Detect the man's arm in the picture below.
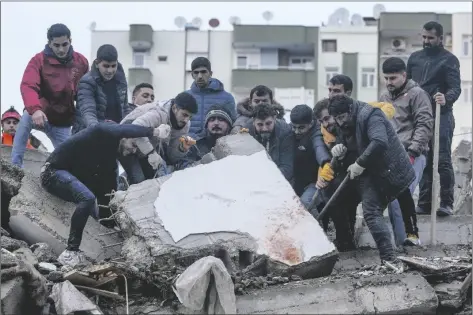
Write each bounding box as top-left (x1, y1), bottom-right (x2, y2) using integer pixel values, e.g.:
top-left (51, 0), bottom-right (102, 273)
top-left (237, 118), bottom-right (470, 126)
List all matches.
top-left (356, 111), bottom-right (389, 168)
top-left (76, 76), bottom-right (99, 127)
top-left (100, 123), bottom-right (153, 140)
top-left (444, 55), bottom-right (462, 106)
top-left (311, 123), bottom-right (331, 166)
top-left (20, 55), bottom-right (43, 115)
top-left (408, 89), bottom-right (434, 156)
top-left (132, 108), bottom-right (166, 155)
top-left (278, 132), bottom-right (295, 181)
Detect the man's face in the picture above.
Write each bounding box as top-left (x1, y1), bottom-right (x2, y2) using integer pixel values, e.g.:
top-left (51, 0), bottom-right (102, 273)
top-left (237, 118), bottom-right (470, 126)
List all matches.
top-left (2, 118), bottom-right (18, 135)
top-left (317, 109), bottom-right (337, 134)
top-left (48, 36), bottom-right (71, 59)
top-left (97, 60), bottom-right (118, 81)
top-left (192, 66), bottom-right (211, 88)
top-left (251, 93), bottom-right (271, 107)
top-left (333, 111), bottom-right (353, 135)
top-left (119, 139), bottom-right (137, 156)
top-left (422, 28), bottom-right (442, 49)
top-left (172, 104), bottom-right (192, 128)
top-left (292, 122), bottom-right (313, 139)
top-left (328, 83), bottom-right (351, 99)
top-left (384, 72), bottom-right (406, 92)
top-left (133, 87), bottom-right (155, 106)
top-left (254, 116), bottom-right (275, 141)
top-left (207, 117), bottom-right (230, 137)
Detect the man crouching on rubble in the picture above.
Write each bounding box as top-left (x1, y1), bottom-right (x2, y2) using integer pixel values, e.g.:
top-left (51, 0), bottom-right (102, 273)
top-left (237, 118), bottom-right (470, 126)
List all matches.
top-left (328, 94), bottom-right (415, 271)
top-left (175, 104), bottom-right (234, 170)
top-left (40, 122), bottom-right (165, 267)
top-left (119, 92), bottom-right (198, 184)
top-left (246, 103), bottom-right (294, 181)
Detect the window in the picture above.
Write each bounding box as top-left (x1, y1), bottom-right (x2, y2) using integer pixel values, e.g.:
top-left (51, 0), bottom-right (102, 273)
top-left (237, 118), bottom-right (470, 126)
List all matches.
top-left (325, 67), bottom-right (339, 86)
top-left (186, 53), bottom-right (209, 71)
top-left (237, 56), bottom-right (248, 69)
top-left (158, 56), bottom-right (168, 62)
top-left (322, 40), bottom-right (337, 52)
top-left (361, 67), bottom-right (376, 88)
top-left (462, 35), bottom-right (472, 57)
top-left (289, 57), bottom-right (314, 69)
top-left (132, 52), bottom-right (145, 67)
top-left (462, 81), bottom-right (472, 103)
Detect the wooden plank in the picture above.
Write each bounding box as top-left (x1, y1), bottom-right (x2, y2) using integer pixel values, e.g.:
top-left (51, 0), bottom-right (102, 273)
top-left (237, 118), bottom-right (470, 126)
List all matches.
top-left (430, 101), bottom-right (441, 245)
top-left (94, 275), bottom-right (118, 288)
top-left (64, 270), bottom-right (99, 287)
top-left (74, 285), bottom-right (124, 301)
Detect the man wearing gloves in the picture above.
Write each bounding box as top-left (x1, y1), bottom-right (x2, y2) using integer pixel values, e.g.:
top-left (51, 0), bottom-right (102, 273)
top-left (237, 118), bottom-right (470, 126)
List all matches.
top-left (328, 94), bottom-right (415, 272)
top-left (40, 122), bottom-right (166, 267)
top-left (119, 92), bottom-right (198, 184)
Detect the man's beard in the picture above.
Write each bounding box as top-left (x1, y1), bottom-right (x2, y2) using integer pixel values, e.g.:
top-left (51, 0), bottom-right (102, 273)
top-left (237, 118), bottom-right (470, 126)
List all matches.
top-left (209, 127), bottom-right (225, 138)
top-left (259, 132), bottom-right (271, 143)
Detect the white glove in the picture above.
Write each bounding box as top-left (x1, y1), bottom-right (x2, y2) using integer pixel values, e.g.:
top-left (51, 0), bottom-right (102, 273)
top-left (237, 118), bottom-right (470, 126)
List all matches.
top-left (153, 124), bottom-right (171, 140)
top-left (347, 162), bottom-right (365, 179)
top-left (331, 144), bottom-right (347, 160)
top-left (147, 151), bottom-right (164, 170)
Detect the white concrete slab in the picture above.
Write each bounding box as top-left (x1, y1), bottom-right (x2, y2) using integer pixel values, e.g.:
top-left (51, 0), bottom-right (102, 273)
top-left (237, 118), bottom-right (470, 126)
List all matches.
top-left (154, 150), bottom-right (335, 266)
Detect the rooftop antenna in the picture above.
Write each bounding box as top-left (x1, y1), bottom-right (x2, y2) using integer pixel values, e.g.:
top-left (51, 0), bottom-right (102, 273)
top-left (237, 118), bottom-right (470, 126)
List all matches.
top-left (373, 4), bottom-right (386, 20)
top-left (174, 16), bottom-right (187, 29)
top-left (192, 17), bottom-right (202, 29)
top-left (229, 16), bottom-right (241, 26)
top-left (88, 21), bottom-right (96, 32)
top-left (351, 14), bottom-right (364, 26)
top-left (262, 11), bottom-right (273, 24)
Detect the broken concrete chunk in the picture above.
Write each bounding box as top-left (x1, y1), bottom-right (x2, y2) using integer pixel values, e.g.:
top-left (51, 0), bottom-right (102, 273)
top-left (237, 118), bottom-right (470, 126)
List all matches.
top-left (435, 281), bottom-right (465, 309)
top-left (1, 235), bottom-right (28, 252)
top-left (47, 271), bottom-right (64, 282)
top-left (1, 277), bottom-right (26, 315)
top-left (50, 280), bottom-right (103, 314)
top-left (31, 242), bottom-right (57, 263)
top-left (13, 247), bottom-right (38, 266)
top-left (38, 262), bottom-right (57, 273)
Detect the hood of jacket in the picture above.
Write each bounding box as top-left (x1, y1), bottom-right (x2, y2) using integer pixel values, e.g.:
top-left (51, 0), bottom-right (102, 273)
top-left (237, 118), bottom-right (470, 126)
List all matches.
top-left (237, 97), bottom-right (285, 119)
top-left (43, 44), bottom-right (74, 64)
top-left (190, 78), bottom-right (225, 93)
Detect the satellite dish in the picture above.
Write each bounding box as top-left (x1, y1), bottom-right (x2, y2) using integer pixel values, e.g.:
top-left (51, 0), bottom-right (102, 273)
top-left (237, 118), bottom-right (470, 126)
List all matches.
top-left (89, 21), bottom-right (97, 31)
top-left (262, 11), bottom-right (273, 23)
top-left (192, 17), bottom-right (202, 28)
top-left (174, 16), bottom-right (187, 29)
top-left (373, 4), bottom-right (386, 19)
top-left (351, 14), bottom-right (364, 26)
top-left (229, 16), bottom-right (241, 26)
top-left (209, 18), bottom-right (220, 28)
top-left (335, 7), bottom-right (350, 26)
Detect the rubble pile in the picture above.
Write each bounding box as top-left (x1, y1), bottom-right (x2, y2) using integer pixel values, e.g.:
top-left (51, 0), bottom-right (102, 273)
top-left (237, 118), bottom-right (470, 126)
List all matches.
top-left (453, 140), bottom-right (472, 215)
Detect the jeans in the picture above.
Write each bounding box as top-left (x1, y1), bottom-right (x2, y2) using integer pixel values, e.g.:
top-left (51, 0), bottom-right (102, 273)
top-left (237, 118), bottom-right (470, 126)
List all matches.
top-left (41, 167), bottom-right (98, 251)
top-left (300, 184), bottom-right (317, 210)
top-left (119, 154), bottom-right (169, 185)
top-left (388, 154), bottom-right (426, 245)
top-left (419, 111), bottom-right (455, 209)
top-left (11, 111), bottom-right (71, 167)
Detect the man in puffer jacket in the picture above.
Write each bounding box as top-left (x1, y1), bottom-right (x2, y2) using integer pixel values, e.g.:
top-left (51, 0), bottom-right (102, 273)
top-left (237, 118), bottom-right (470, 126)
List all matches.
top-left (231, 85), bottom-right (285, 134)
top-left (185, 57), bottom-right (236, 136)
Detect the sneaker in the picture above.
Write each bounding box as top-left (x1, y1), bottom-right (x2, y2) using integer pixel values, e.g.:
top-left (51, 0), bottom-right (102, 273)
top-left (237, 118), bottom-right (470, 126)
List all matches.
top-left (57, 250), bottom-right (87, 268)
top-left (118, 175), bottom-right (129, 191)
top-left (437, 206), bottom-right (453, 217)
top-left (404, 234), bottom-right (421, 246)
top-left (382, 259), bottom-right (405, 273)
top-left (415, 206), bottom-right (430, 215)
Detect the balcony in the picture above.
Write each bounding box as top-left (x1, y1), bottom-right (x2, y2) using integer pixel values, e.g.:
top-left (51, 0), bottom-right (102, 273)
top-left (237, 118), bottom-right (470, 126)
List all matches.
top-left (379, 12), bottom-right (452, 38)
top-left (232, 68), bottom-right (317, 92)
top-left (233, 25), bottom-right (318, 47)
top-left (128, 68), bottom-right (152, 87)
top-left (129, 24), bottom-right (153, 51)
top-left (234, 64), bottom-right (315, 71)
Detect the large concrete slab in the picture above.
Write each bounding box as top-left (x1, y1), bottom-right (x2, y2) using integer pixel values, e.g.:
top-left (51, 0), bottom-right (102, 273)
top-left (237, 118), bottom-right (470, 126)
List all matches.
top-left (357, 215), bottom-right (472, 248)
top-left (1, 144), bottom-right (49, 177)
top-left (234, 272), bottom-right (438, 314)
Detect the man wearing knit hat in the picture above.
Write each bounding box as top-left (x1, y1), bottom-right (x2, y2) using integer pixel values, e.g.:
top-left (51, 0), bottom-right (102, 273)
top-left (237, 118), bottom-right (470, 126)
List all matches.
top-left (175, 104), bottom-right (233, 170)
top-left (73, 44), bottom-right (131, 133)
top-left (186, 57), bottom-right (236, 136)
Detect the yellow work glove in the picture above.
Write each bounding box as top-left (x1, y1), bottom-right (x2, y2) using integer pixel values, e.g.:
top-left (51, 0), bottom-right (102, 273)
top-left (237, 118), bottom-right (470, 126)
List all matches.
top-left (239, 128), bottom-right (249, 134)
top-left (318, 163), bottom-right (334, 182)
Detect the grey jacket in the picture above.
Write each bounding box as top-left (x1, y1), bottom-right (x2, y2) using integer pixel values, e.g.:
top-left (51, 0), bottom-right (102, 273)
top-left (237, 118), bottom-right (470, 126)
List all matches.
top-left (120, 99), bottom-right (190, 164)
top-left (379, 79), bottom-right (434, 156)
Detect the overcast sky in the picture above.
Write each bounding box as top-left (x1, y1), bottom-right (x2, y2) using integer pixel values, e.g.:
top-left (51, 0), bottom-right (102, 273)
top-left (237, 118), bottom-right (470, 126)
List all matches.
top-left (1, 2), bottom-right (471, 149)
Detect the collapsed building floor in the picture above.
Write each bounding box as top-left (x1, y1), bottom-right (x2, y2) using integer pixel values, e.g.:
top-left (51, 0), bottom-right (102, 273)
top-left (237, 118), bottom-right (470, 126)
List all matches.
top-left (1, 137), bottom-right (472, 315)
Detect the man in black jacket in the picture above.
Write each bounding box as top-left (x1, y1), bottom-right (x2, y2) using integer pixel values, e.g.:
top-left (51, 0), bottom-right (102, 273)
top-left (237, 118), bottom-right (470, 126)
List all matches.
top-left (329, 95), bottom-right (415, 271)
top-left (40, 122), bottom-right (162, 267)
top-left (73, 44), bottom-right (131, 134)
top-left (407, 21), bottom-right (461, 216)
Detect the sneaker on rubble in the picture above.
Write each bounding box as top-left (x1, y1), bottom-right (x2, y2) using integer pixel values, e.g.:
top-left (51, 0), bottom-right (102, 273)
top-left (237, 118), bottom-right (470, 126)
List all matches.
top-left (382, 259), bottom-right (405, 273)
top-left (437, 205), bottom-right (453, 217)
top-left (58, 250), bottom-right (87, 268)
top-left (404, 234), bottom-right (421, 246)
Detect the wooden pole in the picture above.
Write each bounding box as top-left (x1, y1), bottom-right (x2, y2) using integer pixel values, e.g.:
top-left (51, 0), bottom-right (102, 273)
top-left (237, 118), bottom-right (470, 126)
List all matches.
top-left (430, 102), bottom-right (441, 245)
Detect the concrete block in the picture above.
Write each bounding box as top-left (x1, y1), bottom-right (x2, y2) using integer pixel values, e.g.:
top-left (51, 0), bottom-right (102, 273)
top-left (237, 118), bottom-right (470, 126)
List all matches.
top-left (357, 215), bottom-right (472, 248)
top-left (13, 247), bottom-right (38, 266)
top-left (235, 273), bottom-right (438, 314)
top-left (1, 278), bottom-right (26, 315)
top-left (1, 144), bottom-right (49, 177)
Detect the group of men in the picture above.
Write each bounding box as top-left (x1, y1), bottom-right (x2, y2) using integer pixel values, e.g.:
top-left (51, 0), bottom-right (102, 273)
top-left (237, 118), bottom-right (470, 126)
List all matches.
top-left (3, 20), bottom-right (461, 271)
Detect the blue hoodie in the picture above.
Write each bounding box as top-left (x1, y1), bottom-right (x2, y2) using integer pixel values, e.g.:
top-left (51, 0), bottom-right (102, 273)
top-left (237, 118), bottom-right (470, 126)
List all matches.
top-left (186, 78), bottom-right (236, 136)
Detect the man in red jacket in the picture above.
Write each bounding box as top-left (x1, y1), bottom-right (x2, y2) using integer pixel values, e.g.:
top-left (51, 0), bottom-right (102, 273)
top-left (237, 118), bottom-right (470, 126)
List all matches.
top-left (11, 23), bottom-right (89, 167)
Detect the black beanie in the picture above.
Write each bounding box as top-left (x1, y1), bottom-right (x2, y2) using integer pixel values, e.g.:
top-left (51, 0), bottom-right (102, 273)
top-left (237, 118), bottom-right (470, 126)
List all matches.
top-left (96, 44), bottom-right (118, 62)
top-left (191, 57), bottom-right (211, 71)
top-left (290, 104), bottom-right (313, 125)
top-left (174, 92), bottom-right (198, 114)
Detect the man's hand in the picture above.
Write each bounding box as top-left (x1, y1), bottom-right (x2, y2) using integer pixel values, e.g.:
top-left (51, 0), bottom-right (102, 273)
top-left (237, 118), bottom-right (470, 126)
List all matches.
top-left (319, 163), bottom-right (334, 182)
top-left (433, 92), bottom-right (446, 106)
top-left (347, 162), bottom-right (365, 179)
top-left (331, 144), bottom-right (347, 160)
top-left (316, 178), bottom-right (329, 189)
top-left (147, 151), bottom-right (163, 170)
top-left (153, 124), bottom-right (171, 140)
top-left (179, 136), bottom-right (196, 152)
top-left (32, 110), bottom-right (47, 128)
top-left (239, 128), bottom-right (249, 134)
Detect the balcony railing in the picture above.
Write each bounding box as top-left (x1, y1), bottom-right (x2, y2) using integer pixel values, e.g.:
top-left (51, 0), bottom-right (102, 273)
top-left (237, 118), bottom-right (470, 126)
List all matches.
top-left (234, 64), bottom-right (315, 71)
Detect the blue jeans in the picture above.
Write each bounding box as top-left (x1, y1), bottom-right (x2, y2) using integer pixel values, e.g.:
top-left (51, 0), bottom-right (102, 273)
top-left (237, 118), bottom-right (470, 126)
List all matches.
top-left (388, 154), bottom-right (426, 245)
top-left (40, 167), bottom-right (98, 251)
top-left (300, 183), bottom-right (317, 210)
top-left (11, 111), bottom-right (71, 167)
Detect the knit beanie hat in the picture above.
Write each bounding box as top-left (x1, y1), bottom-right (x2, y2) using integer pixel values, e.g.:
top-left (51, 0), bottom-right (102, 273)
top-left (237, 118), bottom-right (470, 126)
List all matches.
top-left (205, 104), bottom-right (233, 127)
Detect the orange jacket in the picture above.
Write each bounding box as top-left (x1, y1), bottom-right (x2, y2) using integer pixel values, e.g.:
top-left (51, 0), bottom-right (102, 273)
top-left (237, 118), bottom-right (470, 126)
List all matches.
top-left (2, 132), bottom-right (34, 149)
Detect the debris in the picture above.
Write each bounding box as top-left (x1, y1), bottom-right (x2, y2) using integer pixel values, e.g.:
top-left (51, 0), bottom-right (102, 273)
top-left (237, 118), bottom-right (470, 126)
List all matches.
top-left (64, 270), bottom-right (100, 286)
top-left (1, 235), bottom-right (28, 252)
top-left (398, 256), bottom-right (471, 274)
top-left (74, 284), bottom-right (125, 301)
top-left (30, 243), bottom-right (57, 263)
top-left (435, 281), bottom-right (465, 309)
top-left (38, 262), bottom-right (57, 273)
top-left (13, 247), bottom-right (38, 266)
top-left (47, 271), bottom-right (64, 282)
top-left (50, 280), bottom-right (103, 314)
